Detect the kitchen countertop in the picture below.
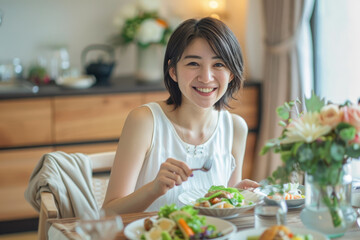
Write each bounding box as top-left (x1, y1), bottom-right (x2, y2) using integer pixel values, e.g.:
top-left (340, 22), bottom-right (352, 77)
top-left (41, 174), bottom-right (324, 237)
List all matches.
top-left (0, 75), bottom-right (260, 100)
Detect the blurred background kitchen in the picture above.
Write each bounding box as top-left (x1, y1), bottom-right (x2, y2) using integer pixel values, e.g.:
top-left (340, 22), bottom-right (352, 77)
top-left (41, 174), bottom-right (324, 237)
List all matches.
top-left (0, 0), bottom-right (263, 84)
top-left (1, 0), bottom-right (360, 239)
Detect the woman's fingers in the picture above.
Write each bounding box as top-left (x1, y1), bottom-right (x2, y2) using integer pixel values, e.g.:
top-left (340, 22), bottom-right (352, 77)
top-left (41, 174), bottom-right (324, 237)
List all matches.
top-left (162, 158), bottom-right (192, 181)
top-left (236, 179), bottom-right (260, 190)
top-left (154, 158), bottom-right (192, 195)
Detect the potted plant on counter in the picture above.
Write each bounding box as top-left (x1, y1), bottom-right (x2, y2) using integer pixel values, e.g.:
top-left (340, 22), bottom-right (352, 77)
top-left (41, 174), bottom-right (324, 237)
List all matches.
top-left (112, 0), bottom-right (173, 83)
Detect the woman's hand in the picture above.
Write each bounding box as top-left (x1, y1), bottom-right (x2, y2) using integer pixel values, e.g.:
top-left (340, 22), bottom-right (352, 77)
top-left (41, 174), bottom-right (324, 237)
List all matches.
top-left (234, 179), bottom-right (260, 191)
top-left (151, 158), bottom-right (193, 196)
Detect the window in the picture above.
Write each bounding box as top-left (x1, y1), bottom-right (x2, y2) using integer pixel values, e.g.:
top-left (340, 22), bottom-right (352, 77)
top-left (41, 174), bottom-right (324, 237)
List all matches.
top-left (313, 0), bottom-right (360, 104)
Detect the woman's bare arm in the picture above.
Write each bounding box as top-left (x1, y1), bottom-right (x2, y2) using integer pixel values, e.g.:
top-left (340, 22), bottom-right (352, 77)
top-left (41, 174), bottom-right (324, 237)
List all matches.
top-left (102, 106), bottom-right (192, 214)
top-left (102, 106), bottom-right (155, 213)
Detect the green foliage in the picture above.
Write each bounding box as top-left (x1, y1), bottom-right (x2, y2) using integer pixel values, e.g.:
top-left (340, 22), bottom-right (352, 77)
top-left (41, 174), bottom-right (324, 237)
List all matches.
top-left (305, 91), bottom-right (325, 112)
top-left (276, 105), bottom-right (290, 120)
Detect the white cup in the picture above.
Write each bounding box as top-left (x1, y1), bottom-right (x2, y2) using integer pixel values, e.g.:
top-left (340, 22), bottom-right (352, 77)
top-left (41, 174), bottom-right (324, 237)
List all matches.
top-left (254, 202), bottom-right (287, 228)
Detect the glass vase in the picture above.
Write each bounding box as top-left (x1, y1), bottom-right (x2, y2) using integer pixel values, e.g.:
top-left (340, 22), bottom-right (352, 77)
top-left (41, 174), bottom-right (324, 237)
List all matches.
top-left (136, 44), bottom-right (165, 84)
top-left (300, 163), bottom-right (356, 238)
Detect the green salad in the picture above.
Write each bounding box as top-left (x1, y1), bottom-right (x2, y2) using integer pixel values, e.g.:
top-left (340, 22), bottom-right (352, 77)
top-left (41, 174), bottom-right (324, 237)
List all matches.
top-left (195, 185), bottom-right (250, 208)
top-left (141, 204), bottom-right (223, 240)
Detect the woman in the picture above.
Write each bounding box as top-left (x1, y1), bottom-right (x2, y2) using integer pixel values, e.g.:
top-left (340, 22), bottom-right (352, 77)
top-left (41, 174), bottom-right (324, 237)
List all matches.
top-left (103, 17), bottom-right (259, 214)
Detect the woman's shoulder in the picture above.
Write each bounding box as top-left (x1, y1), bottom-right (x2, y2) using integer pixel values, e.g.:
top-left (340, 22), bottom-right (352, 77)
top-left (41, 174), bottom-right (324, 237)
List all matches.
top-left (230, 112), bottom-right (248, 133)
top-left (125, 105), bottom-right (154, 129)
top-left (126, 101), bottom-right (169, 126)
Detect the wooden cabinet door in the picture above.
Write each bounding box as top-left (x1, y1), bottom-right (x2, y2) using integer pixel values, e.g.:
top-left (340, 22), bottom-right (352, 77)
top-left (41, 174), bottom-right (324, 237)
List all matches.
top-left (142, 91), bottom-right (169, 103)
top-left (0, 147), bottom-right (53, 221)
top-left (228, 86), bottom-right (260, 130)
top-left (54, 93), bottom-right (143, 143)
top-left (0, 98), bottom-right (52, 147)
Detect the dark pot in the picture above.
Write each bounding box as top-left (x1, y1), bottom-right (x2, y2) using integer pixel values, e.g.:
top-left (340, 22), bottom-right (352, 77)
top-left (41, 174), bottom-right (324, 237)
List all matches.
top-left (81, 44), bottom-right (115, 83)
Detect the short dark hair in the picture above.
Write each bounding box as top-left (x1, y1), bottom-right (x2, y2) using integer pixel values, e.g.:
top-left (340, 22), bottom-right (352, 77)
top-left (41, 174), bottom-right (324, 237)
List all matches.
top-left (163, 17), bottom-right (244, 110)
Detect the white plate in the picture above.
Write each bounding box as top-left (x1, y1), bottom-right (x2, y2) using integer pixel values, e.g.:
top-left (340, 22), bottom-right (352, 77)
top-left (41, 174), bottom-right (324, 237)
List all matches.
top-left (56, 75), bottom-right (96, 89)
top-left (230, 227), bottom-right (329, 240)
top-left (124, 215), bottom-right (236, 240)
top-left (178, 188), bottom-right (262, 218)
top-left (254, 185), bottom-right (305, 209)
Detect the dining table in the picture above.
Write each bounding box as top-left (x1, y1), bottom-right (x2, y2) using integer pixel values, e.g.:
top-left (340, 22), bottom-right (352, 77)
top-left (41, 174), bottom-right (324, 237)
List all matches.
top-left (48, 206), bottom-right (360, 240)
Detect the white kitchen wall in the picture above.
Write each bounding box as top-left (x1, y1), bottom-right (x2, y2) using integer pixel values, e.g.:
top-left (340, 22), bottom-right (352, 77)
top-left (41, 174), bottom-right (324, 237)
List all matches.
top-left (0, 0), bottom-right (263, 80)
top-left (0, 0), bottom-right (134, 77)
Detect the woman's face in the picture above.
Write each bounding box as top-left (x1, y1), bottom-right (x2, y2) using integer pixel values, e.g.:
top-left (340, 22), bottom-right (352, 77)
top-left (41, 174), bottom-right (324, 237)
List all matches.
top-left (169, 38), bottom-right (233, 109)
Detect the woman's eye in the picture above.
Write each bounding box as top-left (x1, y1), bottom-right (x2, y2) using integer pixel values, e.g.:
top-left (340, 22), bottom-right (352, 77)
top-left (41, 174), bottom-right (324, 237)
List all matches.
top-left (214, 62), bottom-right (225, 67)
top-left (187, 62), bottom-right (199, 66)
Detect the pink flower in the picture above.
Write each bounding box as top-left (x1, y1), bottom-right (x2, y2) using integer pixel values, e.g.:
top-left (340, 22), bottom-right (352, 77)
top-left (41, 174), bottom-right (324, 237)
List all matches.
top-left (319, 104), bottom-right (343, 128)
top-left (350, 133), bottom-right (360, 144)
top-left (342, 105), bottom-right (360, 132)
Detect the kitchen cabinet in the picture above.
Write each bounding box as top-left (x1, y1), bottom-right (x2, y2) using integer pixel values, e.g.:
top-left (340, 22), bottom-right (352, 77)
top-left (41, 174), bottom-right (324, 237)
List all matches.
top-left (0, 98), bottom-right (52, 147)
top-left (0, 82), bottom-right (260, 231)
top-left (54, 93), bottom-right (143, 143)
top-left (0, 147), bottom-right (54, 221)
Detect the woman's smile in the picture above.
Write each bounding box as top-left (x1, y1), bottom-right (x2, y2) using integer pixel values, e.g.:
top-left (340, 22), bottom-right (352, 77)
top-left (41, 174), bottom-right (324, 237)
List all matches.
top-left (193, 87), bottom-right (217, 95)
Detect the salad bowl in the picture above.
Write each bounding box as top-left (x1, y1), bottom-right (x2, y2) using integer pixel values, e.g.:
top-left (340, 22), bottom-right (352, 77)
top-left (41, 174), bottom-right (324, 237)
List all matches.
top-left (124, 215), bottom-right (236, 240)
top-left (178, 188), bottom-right (262, 218)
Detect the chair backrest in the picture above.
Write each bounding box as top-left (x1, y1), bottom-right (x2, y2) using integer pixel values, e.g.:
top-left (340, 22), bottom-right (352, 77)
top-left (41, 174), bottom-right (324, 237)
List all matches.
top-left (37, 151), bottom-right (115, 240)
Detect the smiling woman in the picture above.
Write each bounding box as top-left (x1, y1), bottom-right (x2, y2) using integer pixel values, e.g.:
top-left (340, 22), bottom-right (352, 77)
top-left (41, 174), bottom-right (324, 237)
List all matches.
top-left (102, 17), bottom-right (259, 215)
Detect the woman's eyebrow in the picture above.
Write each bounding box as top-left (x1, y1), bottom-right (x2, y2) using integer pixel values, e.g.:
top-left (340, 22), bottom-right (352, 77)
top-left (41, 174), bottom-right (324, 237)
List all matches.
top-left (183, 55), bottom-right (222, 59)
top-left (184, 55), bottom-right (201, 59)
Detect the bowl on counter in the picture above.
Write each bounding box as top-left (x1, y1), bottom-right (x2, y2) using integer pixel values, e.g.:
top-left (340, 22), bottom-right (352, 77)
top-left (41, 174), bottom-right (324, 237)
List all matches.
top-left (56, 75), bottom-right (96, 89)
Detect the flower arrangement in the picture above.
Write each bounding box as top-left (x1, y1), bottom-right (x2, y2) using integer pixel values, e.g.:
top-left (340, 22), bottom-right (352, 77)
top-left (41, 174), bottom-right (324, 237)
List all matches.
top-left (261, 92), bottom-right (360, 227)
top-left (112, 0), bottom-right (172, 48)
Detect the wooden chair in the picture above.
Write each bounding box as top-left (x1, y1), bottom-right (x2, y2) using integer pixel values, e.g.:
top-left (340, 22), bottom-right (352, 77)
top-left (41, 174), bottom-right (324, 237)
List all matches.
top-left (37, 151), bottom-right (115, 240)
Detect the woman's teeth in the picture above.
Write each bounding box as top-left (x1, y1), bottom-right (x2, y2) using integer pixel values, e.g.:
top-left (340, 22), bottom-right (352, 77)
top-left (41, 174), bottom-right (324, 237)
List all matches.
top-left (196, 87), bottom-right (214, 93)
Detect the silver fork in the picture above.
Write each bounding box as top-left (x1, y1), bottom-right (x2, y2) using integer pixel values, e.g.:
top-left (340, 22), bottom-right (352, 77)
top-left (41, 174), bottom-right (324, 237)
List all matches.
top-left (191, 158), bottom-right (213, 172)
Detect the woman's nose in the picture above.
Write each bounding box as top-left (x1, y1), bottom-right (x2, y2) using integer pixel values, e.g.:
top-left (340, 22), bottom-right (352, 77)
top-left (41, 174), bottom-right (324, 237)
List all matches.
top-left (198, 66), bottom-right (213, 83)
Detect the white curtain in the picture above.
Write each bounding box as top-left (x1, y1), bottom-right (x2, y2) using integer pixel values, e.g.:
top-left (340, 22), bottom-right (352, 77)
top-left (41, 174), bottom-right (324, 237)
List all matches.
top-left (252, 0), bottom-right (314, 181)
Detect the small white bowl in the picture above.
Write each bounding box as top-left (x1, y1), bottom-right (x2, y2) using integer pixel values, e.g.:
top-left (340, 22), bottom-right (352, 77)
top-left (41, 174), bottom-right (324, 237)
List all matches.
top-left (254, 185), bottom-right (305, 208)
top-left (56, 75), bottom-right (96, 89)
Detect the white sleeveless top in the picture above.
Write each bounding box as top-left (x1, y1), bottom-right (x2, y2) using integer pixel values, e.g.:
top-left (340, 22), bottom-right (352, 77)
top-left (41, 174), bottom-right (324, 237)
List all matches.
top-left (135, 102), bottom-right (236, 211)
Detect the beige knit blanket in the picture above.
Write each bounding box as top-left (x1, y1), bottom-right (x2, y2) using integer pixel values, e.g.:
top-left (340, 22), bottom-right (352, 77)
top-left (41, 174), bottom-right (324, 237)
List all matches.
top-left (24, 151), bottom-right (99, 219)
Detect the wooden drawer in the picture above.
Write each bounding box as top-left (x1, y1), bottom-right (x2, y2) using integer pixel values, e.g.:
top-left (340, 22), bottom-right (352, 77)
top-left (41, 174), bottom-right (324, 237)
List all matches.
top-left (54, 93), bottom-right (143, 143)
top-left (228, 86), bottom-right (260, 130)
top-left (0, 147), bottom-right (53, 221)
top-left (0, 98), bottom-right (52, 147)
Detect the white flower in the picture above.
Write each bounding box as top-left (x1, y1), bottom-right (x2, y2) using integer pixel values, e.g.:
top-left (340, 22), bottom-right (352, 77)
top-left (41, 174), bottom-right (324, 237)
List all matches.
top-left (113, 3), bottom-right (138, 31)
top-left (119, 3), bottom-right (138, 19)
top-left (137, 0), bottom-right (160, 12)
top-left (136, 19), bottom-right (165, 45)
top-left (113, 16), bottom-right (125, 29)
top-left (280, 112), bottom-right (332, 144)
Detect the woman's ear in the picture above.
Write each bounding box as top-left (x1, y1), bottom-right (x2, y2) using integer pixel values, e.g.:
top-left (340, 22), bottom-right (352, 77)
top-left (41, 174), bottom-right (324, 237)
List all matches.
top-left (168, 60), bottom-right (177, 82)
top-left (229, 73), bottom-right (234, 82)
